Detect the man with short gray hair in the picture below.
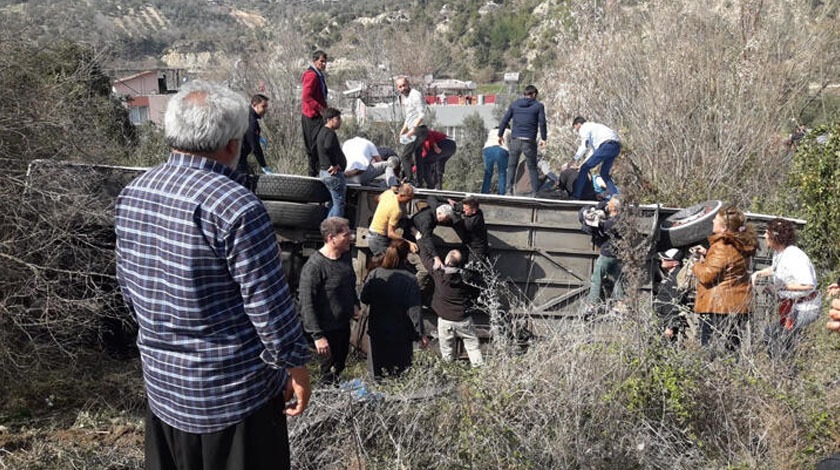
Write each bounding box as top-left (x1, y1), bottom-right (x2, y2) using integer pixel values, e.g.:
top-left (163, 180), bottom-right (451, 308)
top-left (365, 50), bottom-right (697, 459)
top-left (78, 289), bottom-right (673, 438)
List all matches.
top-left (411, 201), bottom-right (454, 270)
top-left (116, 80), bottom-right (311, 469)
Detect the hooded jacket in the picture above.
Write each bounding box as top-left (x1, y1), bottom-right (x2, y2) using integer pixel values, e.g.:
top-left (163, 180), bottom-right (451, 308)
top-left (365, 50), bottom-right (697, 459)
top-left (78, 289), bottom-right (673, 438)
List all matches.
top-left (498, 97), bottom-right (547, 141)
top-left (693, 232), bottom-right (757, 315)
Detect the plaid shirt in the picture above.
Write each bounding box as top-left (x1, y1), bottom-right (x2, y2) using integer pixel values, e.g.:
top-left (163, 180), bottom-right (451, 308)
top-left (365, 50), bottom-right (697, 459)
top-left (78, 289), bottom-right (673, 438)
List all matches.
top-left (115, 152), bottom-right (310, 434)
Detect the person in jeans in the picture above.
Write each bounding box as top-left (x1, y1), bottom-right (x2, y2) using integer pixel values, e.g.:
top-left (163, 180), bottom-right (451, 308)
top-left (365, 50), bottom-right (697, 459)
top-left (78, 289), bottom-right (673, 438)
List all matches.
top-left (497, 85), bottom-right (547, 197)
top-left (482, 127), bottom-right (511, 195)
top-left (584, 196), bottom-right (624, 311)
top-left (115, 80), bottom-right (311, 469)
top-left (571, 116), bottom-right (621, 200)
top-left (419, 247), bottom-right (484, 367)
top-left (342, 135), bottom-right (398, 187)
top-left (315, 107), bottom-right (347, 218)
top-left (299, 217), bottom-right (359, 384)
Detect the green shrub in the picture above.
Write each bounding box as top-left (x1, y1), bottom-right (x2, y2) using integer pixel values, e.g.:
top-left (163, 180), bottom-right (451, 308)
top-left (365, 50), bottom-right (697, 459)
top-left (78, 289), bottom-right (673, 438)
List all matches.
top-left (786, 122), bottom-right (840, 270)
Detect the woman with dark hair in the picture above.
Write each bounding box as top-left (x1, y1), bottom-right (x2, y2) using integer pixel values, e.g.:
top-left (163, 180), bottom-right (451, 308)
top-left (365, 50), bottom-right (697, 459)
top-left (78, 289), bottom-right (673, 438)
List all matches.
top-left (751, 218), bottom-right (821, 359)
top-left (692, 204), bottom-right (759, 354)
top-left (360, 240), bottom-right (429, 378)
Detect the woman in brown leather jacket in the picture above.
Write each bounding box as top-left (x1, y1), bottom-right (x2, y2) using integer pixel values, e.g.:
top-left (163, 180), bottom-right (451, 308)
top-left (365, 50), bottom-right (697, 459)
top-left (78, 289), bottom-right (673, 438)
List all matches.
top-left (691, 204), bottom-right (759, 353)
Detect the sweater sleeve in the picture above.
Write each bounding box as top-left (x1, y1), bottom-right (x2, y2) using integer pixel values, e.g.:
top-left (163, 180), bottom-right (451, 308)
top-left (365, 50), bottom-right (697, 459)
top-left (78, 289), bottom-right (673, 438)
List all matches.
top-left (538, 104), bottom-right (547, 141)
top-left (404, 276), bottom-right (424, 338)
top-left (298, 258), bottom-right (324, 339)
top-left (498, 108), bottom-right (513, 137)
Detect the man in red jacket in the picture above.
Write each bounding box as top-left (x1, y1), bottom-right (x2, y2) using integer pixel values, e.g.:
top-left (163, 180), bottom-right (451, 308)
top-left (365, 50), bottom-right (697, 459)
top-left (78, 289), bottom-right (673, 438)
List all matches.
top-left (301, 50), bottom-right (328, 177)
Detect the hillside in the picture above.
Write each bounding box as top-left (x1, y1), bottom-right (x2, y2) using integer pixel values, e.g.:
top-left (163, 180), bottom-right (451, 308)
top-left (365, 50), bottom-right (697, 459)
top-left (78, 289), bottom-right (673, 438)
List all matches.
top-left (0, 0), bottom-right (555, 79)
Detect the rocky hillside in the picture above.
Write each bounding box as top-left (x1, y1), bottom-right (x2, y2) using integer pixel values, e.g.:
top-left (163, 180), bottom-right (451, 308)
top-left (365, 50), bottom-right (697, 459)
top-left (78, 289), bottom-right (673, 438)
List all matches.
top-left (0, 0), bottom-right (562, 80)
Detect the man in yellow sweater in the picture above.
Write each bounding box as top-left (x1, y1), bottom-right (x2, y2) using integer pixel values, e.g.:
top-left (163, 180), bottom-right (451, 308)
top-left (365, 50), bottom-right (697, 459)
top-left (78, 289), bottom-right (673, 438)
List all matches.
top-left (368, 183), bottom-right (417, 255)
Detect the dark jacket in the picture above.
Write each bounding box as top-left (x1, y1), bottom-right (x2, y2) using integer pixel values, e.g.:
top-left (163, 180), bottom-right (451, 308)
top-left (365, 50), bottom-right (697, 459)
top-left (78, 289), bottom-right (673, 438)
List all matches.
top-left (315, 126), bottom-right (347, 171)
top-left (452, 204), bottom-right (488, 259)
top-left (559, 168), bottom-right (596, 201)
top-left (654, 267), bottom-right (690, 330)
top-left (498, 97), bottom-right (547, 141)
top-left (238, 107), bottom-right (268, 172)
top-left (411, 204), bottom-right (440, 262)
top-left (419, 249), bottom-right (478, 322)
top-left (298, 251), bottom-right (358, 338)
top-left (360, 267), bottom-right (423, 340)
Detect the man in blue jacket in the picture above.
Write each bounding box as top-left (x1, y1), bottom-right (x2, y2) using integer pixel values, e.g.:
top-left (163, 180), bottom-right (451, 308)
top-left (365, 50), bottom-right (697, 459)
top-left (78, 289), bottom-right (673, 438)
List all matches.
top-left (497, 85), bottom-right (547, 197)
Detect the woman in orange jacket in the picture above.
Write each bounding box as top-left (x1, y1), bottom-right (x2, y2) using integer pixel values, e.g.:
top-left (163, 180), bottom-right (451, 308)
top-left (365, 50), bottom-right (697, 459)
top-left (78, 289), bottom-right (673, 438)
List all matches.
top-left (691, 204), bottom-right (759, 354)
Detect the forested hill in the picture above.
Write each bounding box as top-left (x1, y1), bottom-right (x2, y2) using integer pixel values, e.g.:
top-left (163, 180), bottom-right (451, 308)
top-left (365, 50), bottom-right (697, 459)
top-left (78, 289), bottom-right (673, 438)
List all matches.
top-left (0, 0), bottom-right (554, 80)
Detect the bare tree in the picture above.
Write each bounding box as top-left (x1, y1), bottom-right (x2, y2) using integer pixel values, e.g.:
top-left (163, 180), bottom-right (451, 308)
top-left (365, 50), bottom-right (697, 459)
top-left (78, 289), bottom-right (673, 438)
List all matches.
top-left (542, 0), bottom-right (840, 207)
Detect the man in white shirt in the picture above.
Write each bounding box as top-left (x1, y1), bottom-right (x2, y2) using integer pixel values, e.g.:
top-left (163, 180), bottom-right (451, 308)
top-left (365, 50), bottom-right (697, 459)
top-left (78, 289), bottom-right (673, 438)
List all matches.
top-left (342, 136), bottom-right (397, 187)
top-left (571, 116), bottom-right (621, 200)
top-left (396, 77), bottom-right (428, 184)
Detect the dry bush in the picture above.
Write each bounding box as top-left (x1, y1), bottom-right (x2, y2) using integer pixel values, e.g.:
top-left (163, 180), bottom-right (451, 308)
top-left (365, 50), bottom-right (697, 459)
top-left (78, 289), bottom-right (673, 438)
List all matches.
top-left (287, 208), bottom-right (839, 469)
top-left (540, 0), bottom-right (840, 208)
top-left (0, 163), bottom-right (137, 382)
top-left (289, 303), bottom-right (839, 469)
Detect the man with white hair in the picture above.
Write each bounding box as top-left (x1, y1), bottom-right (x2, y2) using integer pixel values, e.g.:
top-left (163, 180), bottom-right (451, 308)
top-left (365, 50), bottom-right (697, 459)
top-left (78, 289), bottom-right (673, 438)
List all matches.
top-left (115, 80), bottom-right (311, 469)
top-left (411, 201), bottom-right (455, 270)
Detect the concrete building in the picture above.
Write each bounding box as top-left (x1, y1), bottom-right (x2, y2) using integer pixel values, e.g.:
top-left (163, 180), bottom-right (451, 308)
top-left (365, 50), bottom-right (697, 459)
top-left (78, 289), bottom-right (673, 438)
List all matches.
top-left (112, 69), bottom-right (185, 126)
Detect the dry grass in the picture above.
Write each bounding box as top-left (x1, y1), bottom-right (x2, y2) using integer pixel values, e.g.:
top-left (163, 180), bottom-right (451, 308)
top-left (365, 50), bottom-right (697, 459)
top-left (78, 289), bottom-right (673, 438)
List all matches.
top-left (1, 291), bottom-right (839, 469)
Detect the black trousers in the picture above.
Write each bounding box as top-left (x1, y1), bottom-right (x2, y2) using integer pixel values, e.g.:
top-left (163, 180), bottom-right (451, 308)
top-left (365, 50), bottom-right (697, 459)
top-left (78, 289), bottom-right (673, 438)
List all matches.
top-left (301, 114), bottom-right (323, 177)
top-left (145, 397), bottom-right (290, 470)
top-left (399, 125), bottom-right (428, 183)
top-left (319, 327), bottom-right (351, 384)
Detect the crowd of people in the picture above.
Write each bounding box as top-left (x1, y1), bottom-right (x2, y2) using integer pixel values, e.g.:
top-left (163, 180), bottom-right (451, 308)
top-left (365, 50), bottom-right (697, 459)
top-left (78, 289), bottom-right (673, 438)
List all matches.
top-left (112, 55), bottom-right (840, 468)
top-left (643, 210), bottom-right (834, 361)
top-left (236, 50), bottom-right (623, 209)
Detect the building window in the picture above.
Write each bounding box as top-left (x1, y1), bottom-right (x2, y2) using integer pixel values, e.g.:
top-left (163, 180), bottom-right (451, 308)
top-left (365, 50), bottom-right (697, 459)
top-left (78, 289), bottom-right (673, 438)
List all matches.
top-left (129, 106), bottom-right (149, 125)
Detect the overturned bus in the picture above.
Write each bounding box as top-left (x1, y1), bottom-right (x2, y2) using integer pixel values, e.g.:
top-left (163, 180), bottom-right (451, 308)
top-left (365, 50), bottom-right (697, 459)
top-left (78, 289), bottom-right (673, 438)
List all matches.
top-left (25, 159), bottom-right (799, 337)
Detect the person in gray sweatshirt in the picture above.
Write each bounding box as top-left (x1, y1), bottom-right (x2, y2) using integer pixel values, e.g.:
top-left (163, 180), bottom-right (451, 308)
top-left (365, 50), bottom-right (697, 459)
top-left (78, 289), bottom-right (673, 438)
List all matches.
top-left (497, 84), bottom-right (548, 197)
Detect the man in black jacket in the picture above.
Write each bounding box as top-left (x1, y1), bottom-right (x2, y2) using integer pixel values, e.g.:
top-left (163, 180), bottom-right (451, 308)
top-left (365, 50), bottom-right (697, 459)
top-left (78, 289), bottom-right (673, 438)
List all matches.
top-left (237, 94), bottom-right (274, 174)
top-left (418, 248), bottom-right (484, 367)
top-left (411, 200), bottom-right (454, 269)
top-left (299, 217), bottom-right (359, 384)
top-left (653, 248), bottom-right (691, 341)
top-left (448, 196), bottom-right (489, 262)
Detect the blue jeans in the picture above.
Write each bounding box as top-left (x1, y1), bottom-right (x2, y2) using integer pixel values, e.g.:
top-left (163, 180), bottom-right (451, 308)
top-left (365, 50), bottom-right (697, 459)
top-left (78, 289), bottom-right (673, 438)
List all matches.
top-left (482, 146), bottom-right (509, 195)
top-left (588, 254), bottom-right (624, 304)
top-left (573, 141), bottom-right (620, 199)
top-left (319, 170), bottom-right (346, 218)
top-left (507, 138), bottom-right (539, 197)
